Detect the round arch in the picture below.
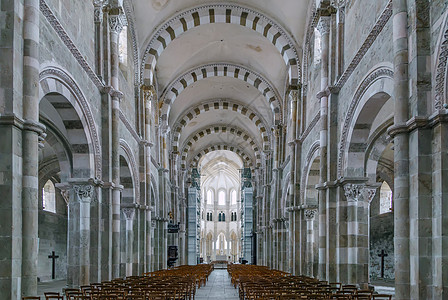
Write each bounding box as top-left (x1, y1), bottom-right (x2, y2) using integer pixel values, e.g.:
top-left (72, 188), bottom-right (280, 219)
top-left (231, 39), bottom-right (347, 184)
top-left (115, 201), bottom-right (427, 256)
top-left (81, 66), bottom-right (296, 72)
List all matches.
top-left (39, 67), bottom-right (102, 179)
top-left (188, 144), bottom-right (255, 169)
top-left (172, 99), bottom-right (271, 151)
top-left (141, 3), bottom-right (301, 87)
top-left (338, 65), bottom-right (394, 178)
top-left (160, 63), bottom-right (282, 124)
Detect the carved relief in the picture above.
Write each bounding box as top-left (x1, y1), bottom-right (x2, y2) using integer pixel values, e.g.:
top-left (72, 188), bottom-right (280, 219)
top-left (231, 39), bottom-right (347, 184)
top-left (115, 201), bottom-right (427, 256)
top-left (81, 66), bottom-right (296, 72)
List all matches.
top-left (304, 209), bottom-right (317, 220)
top-left (109, 14), bottom-right (124, 34)
top-left (435, 15), bottom-right (448, 110)
top-left (74, 184), bottom-right (94, 202)
top-left (343, 183), bottom-right (364, 202)
top-left (123, 208), bottom-right (136, 220)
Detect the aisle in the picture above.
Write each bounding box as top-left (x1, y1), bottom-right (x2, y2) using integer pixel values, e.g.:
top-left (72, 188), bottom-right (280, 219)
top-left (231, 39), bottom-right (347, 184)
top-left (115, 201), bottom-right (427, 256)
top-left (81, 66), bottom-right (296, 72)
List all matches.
top-left (195, 269), bottom-right (239, 300)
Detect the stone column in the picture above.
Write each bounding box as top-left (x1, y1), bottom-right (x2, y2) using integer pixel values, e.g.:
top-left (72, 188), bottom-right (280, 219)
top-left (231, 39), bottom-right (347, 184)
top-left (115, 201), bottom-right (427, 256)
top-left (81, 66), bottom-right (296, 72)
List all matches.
top-left (122, 207), bottom-right (135, 276)
top-left (108, 10), bottom-right (124, 279)
top-left (390, 0), bottom-right (410, 298)
top-left (305, 209), bottom-right (318, 277)
top-left (67, 182), bottom-right (95, 287)
top-left (93, 0), bottom-right (104, 79)
top-left (317, 16), bottom-right (331, 281)
top-left (343, 183), bottom-right (377, 286)
top-left (21, 0), bottom-right (42, 296)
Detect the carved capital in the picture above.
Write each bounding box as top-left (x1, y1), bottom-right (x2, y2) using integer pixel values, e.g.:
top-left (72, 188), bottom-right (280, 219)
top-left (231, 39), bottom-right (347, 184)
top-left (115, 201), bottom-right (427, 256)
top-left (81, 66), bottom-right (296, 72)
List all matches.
top-left (73, 184), bottom-right (95, 203)
top-left (304, 209), bottom-right (317, 220)
top-left (122, 208), bottom-right (135, 220)
top-left (141, 84), bottom-right (156, 102)
top-left (343, 183), bottom-right (364, 202)
top-left (94, 1), bottom-right (104, 23)
top-left (109, 14), bottom-right (124, 34)
top-left (289, 89), bottom-right (300, 102)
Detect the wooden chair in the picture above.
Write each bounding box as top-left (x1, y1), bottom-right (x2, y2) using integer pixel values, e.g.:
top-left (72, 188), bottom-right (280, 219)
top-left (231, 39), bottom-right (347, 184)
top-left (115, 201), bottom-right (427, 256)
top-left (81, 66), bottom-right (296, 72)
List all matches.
top-left (44, 293), bottom-right (61, 300)
top-left (22, 297), bottom-right (40, 300)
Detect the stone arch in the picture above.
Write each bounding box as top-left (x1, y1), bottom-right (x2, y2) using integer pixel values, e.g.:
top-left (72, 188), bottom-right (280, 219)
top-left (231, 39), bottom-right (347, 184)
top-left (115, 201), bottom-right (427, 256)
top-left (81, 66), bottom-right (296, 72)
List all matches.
top-left (301, 141), bottom-right (320, 204)
top-left (141, 3), bottom-right (300, 87)
top-left (39, 67), bottom-right (102, 179)
top-left (364, 119), bottom-right (394, 186)
top-left (188, 144), bottom-right (255, 169)
top-left (338, 65), bottom-right (394, 178)
top-left (434, 10), bottom-right (448, 110)
top-left (181, 125), bottom-right (262, 168)
top-left (160, 63), bottom-right (282, 123)
top-left (172, 99), bottom-right (271, 151)
top-left (149, 174), bottom-right (158, 208)
top-left (120, 139), bottom-right (140, 204)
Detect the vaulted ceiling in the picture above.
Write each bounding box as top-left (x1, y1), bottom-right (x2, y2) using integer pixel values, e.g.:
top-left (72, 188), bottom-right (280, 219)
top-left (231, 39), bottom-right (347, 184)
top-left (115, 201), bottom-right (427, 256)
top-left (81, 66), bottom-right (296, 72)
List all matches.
top-left (131, 0), bottom-right (312, 169)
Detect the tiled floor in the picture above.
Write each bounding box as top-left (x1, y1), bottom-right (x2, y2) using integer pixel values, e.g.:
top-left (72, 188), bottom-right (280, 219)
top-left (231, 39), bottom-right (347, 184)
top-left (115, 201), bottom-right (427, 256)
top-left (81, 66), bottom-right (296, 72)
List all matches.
top-left (195, 269), bottom-right (239, 300)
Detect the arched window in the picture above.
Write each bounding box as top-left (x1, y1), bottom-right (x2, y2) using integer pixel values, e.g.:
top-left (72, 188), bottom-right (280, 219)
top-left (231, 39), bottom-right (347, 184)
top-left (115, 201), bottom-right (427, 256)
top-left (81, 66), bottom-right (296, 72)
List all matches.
top-left (379, 181), bottom-right (393, 214)
top-left (231, 190), bottom-right (237, 205)
top-left (119, 26), bottom-right (128, 66)
top-left (222, 213), bottom-right (225, 222)
top-left (207, 189), bottom-right (213, 205)
top-left (218, 190), bottom-right (226, 205)
top-left (42, 180), bottom-right (56, 213)
top-left (218, 212), bottom-right (222, 222)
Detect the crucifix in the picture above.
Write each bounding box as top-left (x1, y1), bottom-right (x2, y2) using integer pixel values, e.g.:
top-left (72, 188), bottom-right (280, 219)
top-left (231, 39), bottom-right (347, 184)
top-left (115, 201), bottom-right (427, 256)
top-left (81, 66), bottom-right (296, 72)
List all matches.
top-left (378, 250), bottom-right (388, 278)
top-left (48, 251), bottom-right (59, 280)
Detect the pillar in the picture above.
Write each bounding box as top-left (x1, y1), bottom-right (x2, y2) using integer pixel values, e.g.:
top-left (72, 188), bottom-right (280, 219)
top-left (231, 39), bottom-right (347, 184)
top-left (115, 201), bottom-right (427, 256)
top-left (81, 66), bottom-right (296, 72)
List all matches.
top-left (305, 209), bottom-right (318, 277)
top-left (317, 15), bottom-right (330, 281)
top-left (108, 10), bottom-right (124, 278)
top-left (390, 0), bottom-right (410, 298)
top-left (123, 208), bottom-right (135, 276)
top-left (21, 0), bottom-right (42, 296)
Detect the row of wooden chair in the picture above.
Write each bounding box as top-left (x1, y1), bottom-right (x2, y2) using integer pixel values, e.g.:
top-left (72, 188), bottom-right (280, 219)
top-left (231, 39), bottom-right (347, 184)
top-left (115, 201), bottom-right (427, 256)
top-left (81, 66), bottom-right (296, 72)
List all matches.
top-left (227, 264), bottom-right (392, 300)
top-left (23, 264), bottom-right (214, 300)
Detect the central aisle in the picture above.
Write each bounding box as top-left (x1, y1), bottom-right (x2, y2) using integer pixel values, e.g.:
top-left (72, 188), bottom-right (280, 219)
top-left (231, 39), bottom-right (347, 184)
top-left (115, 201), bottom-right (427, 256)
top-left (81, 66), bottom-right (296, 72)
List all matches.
top-left (195, 269), bottom-right (239, 300)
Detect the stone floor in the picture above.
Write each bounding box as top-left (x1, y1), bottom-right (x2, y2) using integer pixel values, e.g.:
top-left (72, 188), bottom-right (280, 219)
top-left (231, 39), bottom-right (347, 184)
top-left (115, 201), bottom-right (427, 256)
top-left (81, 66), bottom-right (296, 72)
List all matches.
top-left (37, 279), bottom-right (67, 297)
top-left (195, 269), bottom-right (239, 300)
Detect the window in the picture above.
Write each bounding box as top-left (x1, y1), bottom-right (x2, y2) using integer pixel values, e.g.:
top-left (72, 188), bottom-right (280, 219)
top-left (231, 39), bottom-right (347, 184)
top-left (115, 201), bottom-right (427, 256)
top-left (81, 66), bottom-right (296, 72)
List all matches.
top-left (207, 190), bottom-right (213, 205)
top-left (42, 180), bottom-right (56, 213)
top-left (379, 181), bottom-right (393, 214)
top-left (222, 213), bottom-right (225, 222)
top-left (119, 26), bottom-right (128, 66)
top-left (218, 190), bottom-right (225, 205)
top-left (218, 212), bottom-right (222, 222)
top-left (231, 190), bottom-right (237, 205)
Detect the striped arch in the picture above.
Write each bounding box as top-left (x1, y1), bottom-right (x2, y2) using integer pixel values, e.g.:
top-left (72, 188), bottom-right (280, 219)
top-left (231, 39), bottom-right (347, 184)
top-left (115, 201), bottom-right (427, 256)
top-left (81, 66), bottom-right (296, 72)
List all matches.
top-left (172, 99), bottom-right (271, 152)
top-left (187, 144), bottom-right (255, 169)
top-left (120, 139), bottom-right (140, 204)
top-left (141, 3), bottom-right (300, 87)
top-left (160, 63), bottom-right (282, 123)
top-left (338, 65), bottom-right (394, 178)
top-left (180, 125), bottom-right (262, 167)
top-left (39, 67), bottom-right (102, 179)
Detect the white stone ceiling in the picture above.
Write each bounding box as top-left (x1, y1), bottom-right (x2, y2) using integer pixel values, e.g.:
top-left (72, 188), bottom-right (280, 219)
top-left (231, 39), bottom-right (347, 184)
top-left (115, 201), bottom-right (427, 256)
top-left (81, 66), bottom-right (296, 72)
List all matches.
top-left (132, 0), bottom-right (311, 166)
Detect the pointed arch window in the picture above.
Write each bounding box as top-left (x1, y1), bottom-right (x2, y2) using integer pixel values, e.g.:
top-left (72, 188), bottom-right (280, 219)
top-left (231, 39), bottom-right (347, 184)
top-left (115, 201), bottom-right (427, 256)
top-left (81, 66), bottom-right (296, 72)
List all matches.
top-left (42, 180), bottom-right (56, 213)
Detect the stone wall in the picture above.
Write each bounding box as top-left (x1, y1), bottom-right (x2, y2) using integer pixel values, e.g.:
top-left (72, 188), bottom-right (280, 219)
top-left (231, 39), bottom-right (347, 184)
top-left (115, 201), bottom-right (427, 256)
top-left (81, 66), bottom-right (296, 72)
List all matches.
top-left (369, 212), bottom-right (394, 280)
top-left (37, 207), bottom-right (68, 282)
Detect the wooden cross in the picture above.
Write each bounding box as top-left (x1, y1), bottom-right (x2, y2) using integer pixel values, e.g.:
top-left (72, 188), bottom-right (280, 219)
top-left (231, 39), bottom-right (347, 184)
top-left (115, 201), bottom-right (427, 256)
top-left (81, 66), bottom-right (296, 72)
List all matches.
top-left (48, 251), bottom-right (59, 280)
top-left (378, 250), bottom-right (388, 278)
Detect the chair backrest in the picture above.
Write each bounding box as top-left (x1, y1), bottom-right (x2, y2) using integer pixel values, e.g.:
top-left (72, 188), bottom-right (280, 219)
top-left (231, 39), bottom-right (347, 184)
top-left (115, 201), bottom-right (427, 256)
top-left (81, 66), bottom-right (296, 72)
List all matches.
top-left (45, 297), bottom-right (63, 300)
top-left (22, 297), bottom-right (40, 300)
top-left (372, 295), bottom-right (392, 300)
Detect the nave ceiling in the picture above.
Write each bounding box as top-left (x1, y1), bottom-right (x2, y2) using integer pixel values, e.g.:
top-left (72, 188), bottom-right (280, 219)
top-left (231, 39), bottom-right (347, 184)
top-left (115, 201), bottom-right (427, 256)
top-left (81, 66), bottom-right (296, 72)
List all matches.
top-left (131, 0), bottom-right (311, 168)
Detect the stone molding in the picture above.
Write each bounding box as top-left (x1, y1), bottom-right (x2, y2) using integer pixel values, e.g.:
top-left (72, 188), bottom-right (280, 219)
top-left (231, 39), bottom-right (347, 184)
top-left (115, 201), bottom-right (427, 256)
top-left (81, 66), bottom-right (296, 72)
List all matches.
top-left (40, 0), bottom-right (104, 90)
top-left (434, 13), bottom-right (448, 110)
top-left (299, 113), bottom-right (320, 143)
top-left (119, 110), bottom-right (142, 143)
top-left (40, 67), bottom-right (103, 179)
top-left (140, 3), bottom-right (300, 85)
top-left (337, 66), bottom-right (394, 178)
top-left (388, 111), bottom-right (448, 138)
top-left (123, 0), bottom-right (140, 85)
